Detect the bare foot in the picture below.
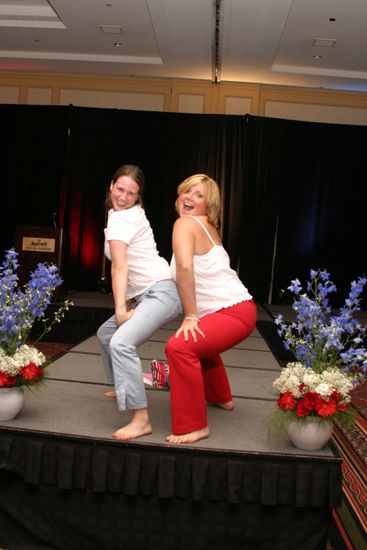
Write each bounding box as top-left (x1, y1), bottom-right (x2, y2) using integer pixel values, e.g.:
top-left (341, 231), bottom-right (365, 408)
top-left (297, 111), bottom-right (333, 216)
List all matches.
top-left (208, 400), bottom-right (234, 410)
top-left (112, 420), bottom-right (152, 441)
top-left (104, 390), bottom-right (116, 398)
top-left (166, 427), bottom-right (210, 444)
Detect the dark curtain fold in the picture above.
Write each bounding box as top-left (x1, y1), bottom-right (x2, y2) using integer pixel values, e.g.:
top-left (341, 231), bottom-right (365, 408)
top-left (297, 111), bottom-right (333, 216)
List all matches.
top-left (0, 433), bottom-right (340, 549)
top-left (60, 108), bottom-right (246, 290)
top-left (0, 470), bottom-right (334, 550)
top-left (0, 433), bottom-right (342, 506)
top-left (0, 105), bottom-right (70, 253)
top-left (273, 120), bottom-right (367, 305)
top-left (239, 114), bottom-right (287, 301)
top-left (239, 115), bottom-right (367, 305)
top-left (57, 106), bottom-right (123, 290)
top-left (217, 117), bottom-right (247, 268)
top-left (1, 105), bottom-right (366, 303)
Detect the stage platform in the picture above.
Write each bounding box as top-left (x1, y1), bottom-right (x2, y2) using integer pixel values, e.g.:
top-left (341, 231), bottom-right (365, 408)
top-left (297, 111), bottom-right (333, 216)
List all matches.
top-left (0, 295), bottom-right (343, 550)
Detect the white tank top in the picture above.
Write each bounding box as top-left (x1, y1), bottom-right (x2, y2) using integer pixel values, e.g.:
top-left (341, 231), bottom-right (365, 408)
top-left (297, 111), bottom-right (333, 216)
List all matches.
top-left (170, 216), bottom-right (252, 317)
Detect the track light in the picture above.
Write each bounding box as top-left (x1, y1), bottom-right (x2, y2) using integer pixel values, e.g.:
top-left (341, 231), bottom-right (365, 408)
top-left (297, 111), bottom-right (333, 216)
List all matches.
top-left (212, 0), bottom-right (222, 83)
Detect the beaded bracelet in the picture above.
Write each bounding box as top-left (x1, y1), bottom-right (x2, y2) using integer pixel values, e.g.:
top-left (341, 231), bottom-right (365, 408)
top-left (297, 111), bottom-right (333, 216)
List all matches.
top-left (184, 316), bottom-right (200, 322)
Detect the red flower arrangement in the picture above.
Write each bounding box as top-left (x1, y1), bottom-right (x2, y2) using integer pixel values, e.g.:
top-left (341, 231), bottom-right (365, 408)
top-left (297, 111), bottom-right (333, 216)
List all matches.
top-left (272, 362), bottom-right (354, 425)
top-left (0, 344), bottom-right (46, 388)
top-left (0, 248), bottom-right (73, 390)
top-left (277, 388), bottom-right (349, 418)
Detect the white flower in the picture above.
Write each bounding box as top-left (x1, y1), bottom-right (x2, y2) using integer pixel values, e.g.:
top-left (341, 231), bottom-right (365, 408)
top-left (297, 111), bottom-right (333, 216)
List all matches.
top-left (0, 344), bottom-right (46, 376)
top-left (272, 362), bottom-right (354, 403)
top-left (303, 372), bottom-right (321, 390)
top-left (320, 368), bottom-right (354, 399)
top-left (314, 382), bottom-right (333, 398)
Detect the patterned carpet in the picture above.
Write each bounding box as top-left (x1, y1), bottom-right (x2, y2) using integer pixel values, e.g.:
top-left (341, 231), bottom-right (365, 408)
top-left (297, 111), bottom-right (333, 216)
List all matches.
top-left (33, 341), bottom-right (74, 360)
top-left (351, 382), bottom-right (367, 421)
top-left (329, 385), bottom-right (367, 549)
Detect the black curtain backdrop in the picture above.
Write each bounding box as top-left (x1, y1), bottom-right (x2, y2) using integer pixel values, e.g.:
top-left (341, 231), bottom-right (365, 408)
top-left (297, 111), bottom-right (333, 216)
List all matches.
top-left (0, 105), bottom-right (69, 253)
top-left (239, 114), bottom-right (286, 303)
top-left (57, 108), bottom-right (247, 290)
top-left (1, 105), bottom-right (366, 304)
top-left (240, 115), bottom-right (367, 305)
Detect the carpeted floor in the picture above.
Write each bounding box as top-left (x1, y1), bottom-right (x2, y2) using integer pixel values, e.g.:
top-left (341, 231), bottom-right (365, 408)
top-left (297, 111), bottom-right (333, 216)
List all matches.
top-left (32, 341), bottom-right (74, 359)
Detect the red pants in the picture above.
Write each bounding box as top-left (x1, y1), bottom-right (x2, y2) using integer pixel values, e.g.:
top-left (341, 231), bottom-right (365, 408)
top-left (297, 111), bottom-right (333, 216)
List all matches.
top-left (165, 300), bottom-right (257, 434)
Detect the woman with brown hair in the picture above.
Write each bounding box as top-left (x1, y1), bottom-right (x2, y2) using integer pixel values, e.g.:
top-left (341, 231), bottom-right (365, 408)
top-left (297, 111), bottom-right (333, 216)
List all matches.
top-left (97, 164), bottom-right (181, 441)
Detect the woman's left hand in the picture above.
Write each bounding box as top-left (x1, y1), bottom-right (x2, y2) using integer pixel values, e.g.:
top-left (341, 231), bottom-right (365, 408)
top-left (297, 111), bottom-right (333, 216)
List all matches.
top-left (115, 308), bottom-right (135, 326)
top-left (176, 318), bottom-right (205, 342)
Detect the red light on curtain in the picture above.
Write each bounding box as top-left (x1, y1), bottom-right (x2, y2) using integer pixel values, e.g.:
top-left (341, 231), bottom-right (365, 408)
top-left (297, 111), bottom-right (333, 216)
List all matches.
top-left (68, 196), bottom-right (102, 270)
top-left (68, 193), bottom-right (81, 261)
top-left (81, 223), bottom-right (101, 269)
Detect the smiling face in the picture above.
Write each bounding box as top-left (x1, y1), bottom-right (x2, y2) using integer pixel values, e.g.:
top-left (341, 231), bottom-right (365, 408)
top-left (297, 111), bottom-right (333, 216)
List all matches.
top-left (177, 182), bottom-right (207, 217)
top-left (175, 174), bottom-right (221, 227)
top-left (109, 175), bottom-right (139, 211)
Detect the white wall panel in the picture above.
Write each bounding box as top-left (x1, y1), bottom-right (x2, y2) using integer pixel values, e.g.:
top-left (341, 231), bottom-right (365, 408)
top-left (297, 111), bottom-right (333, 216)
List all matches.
top-left (0, 86), bottom-right (19, 103)
top-left (177, 94), bottom-right (204, 113)
top-left (27, 87), bottom-right (52, 105)
top-left (224, 96), bottom-right (251, 115)
top-left (265, 101), bottom-right (367, 126)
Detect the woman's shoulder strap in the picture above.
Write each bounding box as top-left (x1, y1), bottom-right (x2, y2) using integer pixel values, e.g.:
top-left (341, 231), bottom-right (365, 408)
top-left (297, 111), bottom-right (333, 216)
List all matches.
top-left (186, 216), bottom-right (216, 246)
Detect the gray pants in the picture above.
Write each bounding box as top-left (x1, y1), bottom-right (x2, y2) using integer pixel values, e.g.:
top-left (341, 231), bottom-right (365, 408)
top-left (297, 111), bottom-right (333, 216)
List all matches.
top-left (97, 279), bottom-right (182, 411)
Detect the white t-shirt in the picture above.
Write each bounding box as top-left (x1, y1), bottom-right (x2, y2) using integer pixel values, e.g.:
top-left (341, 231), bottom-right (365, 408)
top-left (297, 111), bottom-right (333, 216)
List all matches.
top-left (104, 205), bottom-right (172, 300)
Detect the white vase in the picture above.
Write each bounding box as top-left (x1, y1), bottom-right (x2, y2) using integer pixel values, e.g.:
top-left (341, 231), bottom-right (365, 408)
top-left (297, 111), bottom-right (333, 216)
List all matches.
top-left (0, 387), bottom-right (25, 421)
top-left (286, 418), bottom-right (334, 451)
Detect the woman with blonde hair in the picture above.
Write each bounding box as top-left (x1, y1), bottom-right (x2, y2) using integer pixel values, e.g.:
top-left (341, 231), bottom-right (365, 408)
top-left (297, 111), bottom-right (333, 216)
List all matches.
top-left (165, 174), bottom-right (256, 443)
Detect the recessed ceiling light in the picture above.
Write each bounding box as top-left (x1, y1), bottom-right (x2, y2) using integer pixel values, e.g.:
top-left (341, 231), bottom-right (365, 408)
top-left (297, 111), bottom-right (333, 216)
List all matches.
top-left (313, 38), bottom-right (338, 47)
top-left (99, 25), bottom-right (122, 35)
top-left (313, 55), bottom-right (322, 59)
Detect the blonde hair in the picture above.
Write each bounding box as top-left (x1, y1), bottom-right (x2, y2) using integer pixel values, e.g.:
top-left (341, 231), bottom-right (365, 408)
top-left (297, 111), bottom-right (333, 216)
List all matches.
top-left (175, 174), bottom-right (221, 227)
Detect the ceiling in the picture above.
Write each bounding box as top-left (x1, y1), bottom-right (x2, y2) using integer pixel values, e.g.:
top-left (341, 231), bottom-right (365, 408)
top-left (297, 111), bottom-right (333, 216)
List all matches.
top-left (1, 0), bottom-right (367, 92)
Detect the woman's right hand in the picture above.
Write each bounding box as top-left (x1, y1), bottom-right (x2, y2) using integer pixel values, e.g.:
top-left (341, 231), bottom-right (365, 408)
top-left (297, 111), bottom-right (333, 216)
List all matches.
top-left (175, 317), bottom-right (205, 342)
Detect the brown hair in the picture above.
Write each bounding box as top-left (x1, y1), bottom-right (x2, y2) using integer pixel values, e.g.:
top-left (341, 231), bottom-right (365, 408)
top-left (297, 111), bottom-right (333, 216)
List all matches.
top-left (107, 164), bottom-right (145, 208)
top-left (175, 174), bottom-right (221, 227)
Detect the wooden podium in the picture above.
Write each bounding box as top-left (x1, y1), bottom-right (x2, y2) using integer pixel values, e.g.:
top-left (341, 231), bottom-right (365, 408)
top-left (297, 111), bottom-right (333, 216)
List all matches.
top-left (15, 226), bottom-right (64, 295)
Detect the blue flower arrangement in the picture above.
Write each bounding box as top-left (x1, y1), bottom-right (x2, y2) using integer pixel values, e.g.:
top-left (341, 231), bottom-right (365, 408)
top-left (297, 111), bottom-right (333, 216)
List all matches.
top-left (268, 270), bottom-right (367, 438)
top-left (274, 269), bottom-right (367, 385)
top-left (0, 249), bottom-right (73, 388)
